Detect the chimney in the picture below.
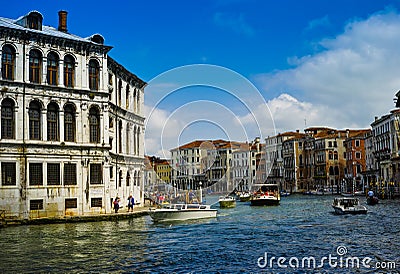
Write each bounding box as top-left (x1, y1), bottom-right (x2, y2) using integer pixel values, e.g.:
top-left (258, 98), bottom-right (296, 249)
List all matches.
top-left (58, 10), bottom-right (68, 32)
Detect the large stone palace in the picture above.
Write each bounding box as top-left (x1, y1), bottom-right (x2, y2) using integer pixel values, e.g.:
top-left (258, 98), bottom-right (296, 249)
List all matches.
top-left (0, 10), bottom-right (146, 220)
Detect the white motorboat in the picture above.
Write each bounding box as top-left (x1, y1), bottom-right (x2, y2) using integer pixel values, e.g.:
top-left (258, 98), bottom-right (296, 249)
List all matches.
top-left (250, 183), bottom-right (280, 206)
top-left (218, 196), bottom-right (236, 208)
top-left (238, 192), bottom-right (251, 202)
top-left (148, 203), bottom-right (217, 222)
top-left (332, 197), bottom-right (367, 215)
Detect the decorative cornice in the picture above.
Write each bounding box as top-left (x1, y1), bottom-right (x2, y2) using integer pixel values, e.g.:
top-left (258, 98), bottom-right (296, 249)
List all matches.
top-left (0, 26), bottom-right (112, 55)
top-left (108, 57), bottom-right (146, 89)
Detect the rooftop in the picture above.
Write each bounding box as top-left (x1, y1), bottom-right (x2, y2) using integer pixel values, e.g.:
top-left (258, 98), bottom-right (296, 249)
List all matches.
top-left (0, 10), bottom-right (112, 49)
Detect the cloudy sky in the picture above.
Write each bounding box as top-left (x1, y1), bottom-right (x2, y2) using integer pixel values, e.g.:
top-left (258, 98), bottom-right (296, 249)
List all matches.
top-left (5, 1), bottom-right (400, 157)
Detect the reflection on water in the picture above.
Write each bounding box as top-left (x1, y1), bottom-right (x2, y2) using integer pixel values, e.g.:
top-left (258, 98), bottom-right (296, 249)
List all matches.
top-left (1, 195), bottom-right (399, 273)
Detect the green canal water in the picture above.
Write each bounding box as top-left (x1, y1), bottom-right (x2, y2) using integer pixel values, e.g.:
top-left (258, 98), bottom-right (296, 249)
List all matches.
top-left (0, 195), bottom-right (399, 273)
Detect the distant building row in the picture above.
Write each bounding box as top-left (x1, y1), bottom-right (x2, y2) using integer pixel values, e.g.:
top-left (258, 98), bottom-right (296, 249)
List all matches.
top-left (146, 105), bottom-right (400, 197)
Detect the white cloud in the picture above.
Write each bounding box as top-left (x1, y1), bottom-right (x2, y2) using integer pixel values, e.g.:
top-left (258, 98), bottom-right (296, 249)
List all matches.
top-left (255, 9), bottom-right (400, 131)
top-left (305, 15), bottom-right (331, 32)
top-left (144, 10), bottom-right (400, 156)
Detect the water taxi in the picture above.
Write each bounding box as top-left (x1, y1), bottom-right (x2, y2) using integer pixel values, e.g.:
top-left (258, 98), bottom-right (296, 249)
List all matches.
top-left (238, 192), bottom-right (251, 202)
top-left (332, 197), bottom-right (367, 215)
top-left (149, 203), bottom-right (217, 222)
top-left (250, 183), bottom-right (280, 206)
top-left (218, 196), bottom-right (236, 208)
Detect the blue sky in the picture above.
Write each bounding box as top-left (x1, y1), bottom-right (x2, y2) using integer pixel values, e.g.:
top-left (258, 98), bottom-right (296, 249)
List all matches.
top-left (5, 1), bottom-right (400, 156)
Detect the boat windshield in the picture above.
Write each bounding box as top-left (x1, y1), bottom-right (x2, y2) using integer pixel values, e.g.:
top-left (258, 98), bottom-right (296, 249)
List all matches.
top-left (334, 198), bottom-right (359, 207)
top-left (251, 184), bottom-right (279, 194)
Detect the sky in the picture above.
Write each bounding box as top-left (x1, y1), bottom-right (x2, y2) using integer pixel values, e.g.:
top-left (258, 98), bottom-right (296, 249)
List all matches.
top-left (4, 0), bottom-right (400, 157)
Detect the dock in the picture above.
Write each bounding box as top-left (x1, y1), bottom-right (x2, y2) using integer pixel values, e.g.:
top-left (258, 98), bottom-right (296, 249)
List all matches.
top-left (0, 207), bottom-right (152, 227)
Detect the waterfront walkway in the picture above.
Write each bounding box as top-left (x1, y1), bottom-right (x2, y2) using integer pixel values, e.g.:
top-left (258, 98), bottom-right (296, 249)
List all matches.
top-left (1, 206), bottom-right (152, 227)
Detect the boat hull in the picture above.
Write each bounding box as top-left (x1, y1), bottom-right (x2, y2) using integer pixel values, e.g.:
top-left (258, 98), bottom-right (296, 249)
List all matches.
top-left (149, 204), bottom-right (217, 222)
top-left (219, 200), bottom-right (236, 208)
top-left (239, 196), bottom-right (251, 202)
top-left (250, 197), bottom-right (280, 206)
top-left (332, 206), bottom-right (367, 215)
top-left (332, 197), bottom-right (367, 215)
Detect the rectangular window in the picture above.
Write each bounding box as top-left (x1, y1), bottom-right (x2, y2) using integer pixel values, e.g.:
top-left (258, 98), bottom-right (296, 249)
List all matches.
top-left (2, 49), bottom-right (14, 80)
top-left (29, 163), bottom-right (43, 185)
top-left (65, 198), bottom-right (77, 209)
top-left (47, 163), bottom-right (60, 185)
top-left (64, 163), bottom-right (77, 185)
top-left (47, 61), bottom-right (58, 85)
top-left (355, 140), bottom-right (360, 147)
top-left (1, 103), bottom-right (14, 139)
top-left (64, 115), bottom-right (75, 142)
top-left (47, 112), bottom-right (59, 141)
top-left (30, 199), bottom-right (43, 210)
top-left (355, 152), bottom-right (361, 159)
top-left (90, 164), bottom-right (102, 184)
top-left (64, 60), bottom-right (75, 88)
top-left (1, 162), bottom-right (16, 186)
top-left (91, 197), bottom-right (102, 207)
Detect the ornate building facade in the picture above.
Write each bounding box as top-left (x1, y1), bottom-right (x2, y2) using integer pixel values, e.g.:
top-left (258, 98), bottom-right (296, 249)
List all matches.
top-left (0, 11), bottom-right (145, 220)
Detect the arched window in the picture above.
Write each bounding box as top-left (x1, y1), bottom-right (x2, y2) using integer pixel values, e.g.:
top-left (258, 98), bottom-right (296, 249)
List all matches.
top-left (64, 104), bottom-right (76, 142)
top-left (126, 124), bottom-right (130, 154)
top-left (136, 127), bottom-right (140, 155)
top-left (329, 166), bottom-right (334, 176)
top-left (334, 166), bottom-right (339, 175)
top-left (133, 126), bottom-right (137, 155)
top-left (29, 49), bottom-right (42, 83)
top-left (118, 120), bottom-right (123, 153)
top-left (1, 99), bottom-right (15, 139)
top-left (119, 170), bottom-right (123, 187)
top-left (47, 102), bottom-right (59, 141)
top-left (88, 59), bottom-right (99, 90)
top-left (126, 171), bottom-right (130, 186)
top-left (47, 52), bottom-right (59, 85)
top-left (118, 79), bottom-right (122, 106)
top-left (134, 170), bottom-right (137, 186)
top-left (137, 91), bottom-right (140, 113)
top-left (29, 101), bottom-right (41, 140)
top-left (89, 107), bottom-right (100, 143)
top-left (64, 55), bottom-right (75, 87)
top-left (1, 45), bottom-right (15, 80)
top-left (133, 89), bottom-right (137, 113)
top-left (126, 85), bottom-right (130, 108)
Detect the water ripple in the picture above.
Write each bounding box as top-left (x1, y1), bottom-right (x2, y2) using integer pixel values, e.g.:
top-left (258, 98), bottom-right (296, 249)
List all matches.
top-left (1, 195), bottom-right (399, 273)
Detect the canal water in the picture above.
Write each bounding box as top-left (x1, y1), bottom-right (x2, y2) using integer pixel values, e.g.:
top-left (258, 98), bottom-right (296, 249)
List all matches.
top-left (1, 195), bottom-right (399, 273)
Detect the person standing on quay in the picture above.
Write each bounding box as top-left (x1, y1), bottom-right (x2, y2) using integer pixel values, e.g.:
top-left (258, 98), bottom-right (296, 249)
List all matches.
top-left (113, 197), bottom-right (120, 213)
top-left (127, 195), bottom-right (135, 212)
